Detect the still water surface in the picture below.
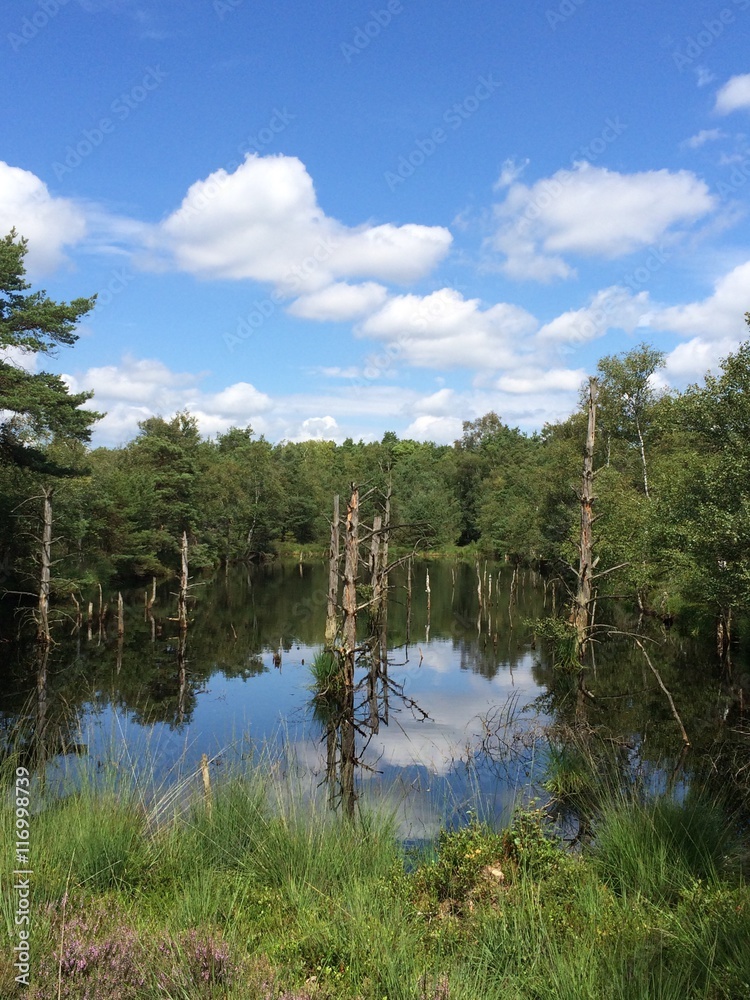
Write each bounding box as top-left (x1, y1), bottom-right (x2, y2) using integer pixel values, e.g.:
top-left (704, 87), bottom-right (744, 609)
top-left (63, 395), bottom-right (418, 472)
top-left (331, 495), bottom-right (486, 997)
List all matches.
top-left (1, 560), bottom-right (743, 836)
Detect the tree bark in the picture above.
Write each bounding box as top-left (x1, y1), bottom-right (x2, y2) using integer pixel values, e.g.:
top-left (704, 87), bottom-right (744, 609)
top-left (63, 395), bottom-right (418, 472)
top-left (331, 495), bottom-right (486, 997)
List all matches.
top-left (635, 416), bottom-right (650, 498)
top-left (178, 531), bottom-right (189, 631)
top-left (37, 488), bottom-right (53, 644)
top-left (325, 494), bottom-right (340, 647)
top-left (341, 485), bottom-right (359, 818)
top-left (571, 378), bottom-right (597, 657)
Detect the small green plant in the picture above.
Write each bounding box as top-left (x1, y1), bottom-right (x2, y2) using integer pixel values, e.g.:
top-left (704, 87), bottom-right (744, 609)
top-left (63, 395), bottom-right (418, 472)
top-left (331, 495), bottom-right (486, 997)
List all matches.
top-left (501, 805), bottom-right (567, 879)
top-left (527, 616), bottom-right (580, 671)
top-left (411, 821), bottom-right (506, 915)
top-left (308, 650), bottom-right (344, 698)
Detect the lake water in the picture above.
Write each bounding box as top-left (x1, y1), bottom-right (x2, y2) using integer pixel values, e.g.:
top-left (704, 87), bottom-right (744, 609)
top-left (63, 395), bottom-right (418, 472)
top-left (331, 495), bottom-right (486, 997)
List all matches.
top-left (1, 560), bottom-right (745, 837)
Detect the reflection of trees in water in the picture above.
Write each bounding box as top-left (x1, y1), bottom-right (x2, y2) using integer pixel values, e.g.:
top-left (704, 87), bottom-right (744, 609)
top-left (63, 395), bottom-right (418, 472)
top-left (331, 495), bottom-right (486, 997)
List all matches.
top-left (1, 559), bottom-right (747, 811)
top-left (526, 623), bottom-right (750, 814)
top-left (0, 644), bottom-right (88, 772)
top-left (313, 644), bottom-right (429, 817)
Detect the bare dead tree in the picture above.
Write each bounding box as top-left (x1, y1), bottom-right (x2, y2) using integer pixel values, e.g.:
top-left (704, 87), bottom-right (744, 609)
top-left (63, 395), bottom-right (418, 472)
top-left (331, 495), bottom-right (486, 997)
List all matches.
top-left (570, 378), bottom-right (598, 658)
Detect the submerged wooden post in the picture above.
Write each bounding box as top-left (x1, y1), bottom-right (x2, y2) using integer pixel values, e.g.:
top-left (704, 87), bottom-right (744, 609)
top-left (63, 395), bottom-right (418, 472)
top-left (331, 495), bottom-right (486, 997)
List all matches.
top-left (571, 378), bottom-right (598, 658)
top-left (200, 752), bottom-right (213, 818)
top-left (325, 494), bottom-right (340, 647)
top-left (37, 488), bottom-right (53, 644)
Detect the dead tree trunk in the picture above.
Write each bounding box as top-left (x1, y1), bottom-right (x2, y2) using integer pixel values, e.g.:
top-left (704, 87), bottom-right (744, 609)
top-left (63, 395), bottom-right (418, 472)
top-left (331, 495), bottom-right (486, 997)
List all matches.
top-left (369, 515), bottom-right (382, 607)
top-left (341, 485), bottom-right (359, 818)
top-left (324, 494), bottom-right (340, 647)
top-left (37, 488), bottom-right (53, 644)
top-left (425, 567), bottom-right (431, 642)
top-left (406, 557), bottom-right (412, 645)
top-left (367, 513), bottom-right (383, 732)
top-left (571, 378), bottom-right (598, 659)
top-left (377, 489), bottom-right (390, 676)
top-left (178, 531), bottom-right (189, 631)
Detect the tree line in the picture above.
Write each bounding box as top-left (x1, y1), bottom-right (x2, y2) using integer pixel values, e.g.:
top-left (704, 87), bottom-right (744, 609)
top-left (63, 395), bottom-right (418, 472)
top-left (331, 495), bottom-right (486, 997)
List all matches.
top-left (2, 229), bottom-right (750, 647)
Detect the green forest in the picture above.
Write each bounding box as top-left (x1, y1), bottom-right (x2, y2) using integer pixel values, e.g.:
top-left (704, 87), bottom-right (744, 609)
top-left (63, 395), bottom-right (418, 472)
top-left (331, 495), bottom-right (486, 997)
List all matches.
top-left (2, 229), bottom-right (750, 649)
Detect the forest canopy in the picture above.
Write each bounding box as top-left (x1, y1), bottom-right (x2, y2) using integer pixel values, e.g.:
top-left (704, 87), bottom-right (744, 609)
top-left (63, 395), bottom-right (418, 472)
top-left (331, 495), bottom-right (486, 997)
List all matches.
top-left (1, 228), bottom-right (748, 647)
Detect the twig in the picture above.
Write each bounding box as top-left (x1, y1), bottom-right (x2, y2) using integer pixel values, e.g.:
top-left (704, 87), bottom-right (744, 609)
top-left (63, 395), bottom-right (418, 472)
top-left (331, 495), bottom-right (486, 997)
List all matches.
top-left (634, 638), bottom-right (690, 747)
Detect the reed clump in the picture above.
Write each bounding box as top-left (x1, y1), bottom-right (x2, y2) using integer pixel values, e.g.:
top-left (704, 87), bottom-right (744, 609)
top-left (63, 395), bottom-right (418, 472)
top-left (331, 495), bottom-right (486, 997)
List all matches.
top-left (1, 750), bottom-right (748, 1000)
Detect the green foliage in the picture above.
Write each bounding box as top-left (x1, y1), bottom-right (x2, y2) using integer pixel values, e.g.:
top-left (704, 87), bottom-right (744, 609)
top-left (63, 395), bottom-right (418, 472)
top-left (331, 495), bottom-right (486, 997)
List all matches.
top-left (1, 259), bottom-right (749, 665)
top-left (529, 616), bottom-right (580, 670)
top-left (0, 230), bottom-right (101, 474)
top-left (411, 820), bottom-right (506, 915)
top-left (308, 650), bottom-right (345, 705)
top-left (592, 793), bottom-right (743, 904)
top-left (1, 751), bottom-right (748, 1000)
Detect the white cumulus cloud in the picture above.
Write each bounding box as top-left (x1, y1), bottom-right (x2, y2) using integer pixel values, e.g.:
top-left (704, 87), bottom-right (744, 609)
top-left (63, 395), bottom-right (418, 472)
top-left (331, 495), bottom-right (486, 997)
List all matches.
top-left (403, 414), bottom-right (464, 443)
top-left (537, 286), bottom-right (652, 344)
top-left (155, 154), bottom-right (451, 294)
top-left (0, 162), bottom-right (87, 277)
top-left (358, 288), bottom-right (537, 370)
top-left (287, 281), bottom-right (388, 321)
top-left (649, 260), bottom-right (750, 340)
top-left (715, 74), bottom-right (750, 115)
top-left (491, 163), bottom-right (715, 281)
top-left (664, 337), bottom-right (741, 381)
top-left (63, 355), bottom-right (272, 444)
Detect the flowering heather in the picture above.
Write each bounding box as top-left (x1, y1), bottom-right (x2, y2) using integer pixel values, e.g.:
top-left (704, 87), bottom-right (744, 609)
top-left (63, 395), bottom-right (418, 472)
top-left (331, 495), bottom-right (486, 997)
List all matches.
top-left (157, 927), bottom-right (235, 991)
top-left (29, 899), bottom-right (236, 999)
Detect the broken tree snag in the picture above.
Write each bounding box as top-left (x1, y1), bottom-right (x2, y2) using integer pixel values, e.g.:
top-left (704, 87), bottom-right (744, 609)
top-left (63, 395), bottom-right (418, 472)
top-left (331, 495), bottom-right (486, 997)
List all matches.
top-left (369, 514), bottom-right (382, 611)
top-left (571, 377), bottom-right (598, 658)
top-left (376, 488), bottom-right (391, 678)
top-left (341, 485), bottom-right (359, 818)
top-left (37, 488), bottom-right (53, 644)
top-left (368, 512), bottom-right (384, 709)
top-left (425, 567), bottom-right (431, 642)
top-left (178, 531), bottom-right (189, 631)
top-left (406, 556), bottom-right (412, 644)
top-left (324, 494), bottom-right (340, 648)
top-left (117, 592), bottom-right (124, 637)
top-left (717, 608), bottom-right (732, 661)
top-left (342, 486), bottom-right (359, 685)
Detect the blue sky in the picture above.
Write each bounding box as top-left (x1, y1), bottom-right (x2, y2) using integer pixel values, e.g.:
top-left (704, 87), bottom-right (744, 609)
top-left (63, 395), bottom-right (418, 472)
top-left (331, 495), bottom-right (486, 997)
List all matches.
top-left (2, 0), bottom-right (749, 445)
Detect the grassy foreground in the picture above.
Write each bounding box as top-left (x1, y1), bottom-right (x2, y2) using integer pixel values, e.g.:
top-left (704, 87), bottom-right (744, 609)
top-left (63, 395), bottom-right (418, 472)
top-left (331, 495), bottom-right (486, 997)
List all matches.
top-left (1, 756), bottom-right (748, 1000)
